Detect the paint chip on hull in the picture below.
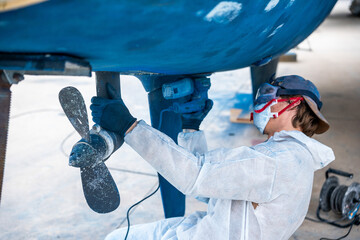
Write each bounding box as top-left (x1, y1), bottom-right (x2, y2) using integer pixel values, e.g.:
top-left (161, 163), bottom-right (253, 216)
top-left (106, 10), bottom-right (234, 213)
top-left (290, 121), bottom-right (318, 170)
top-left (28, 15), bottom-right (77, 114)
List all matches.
top-left (268, 23), bottom-right (284, 37)
top-left (204, 1), bottom-right (242, 24)
top-left (265, 0), bottom-right (280, 12)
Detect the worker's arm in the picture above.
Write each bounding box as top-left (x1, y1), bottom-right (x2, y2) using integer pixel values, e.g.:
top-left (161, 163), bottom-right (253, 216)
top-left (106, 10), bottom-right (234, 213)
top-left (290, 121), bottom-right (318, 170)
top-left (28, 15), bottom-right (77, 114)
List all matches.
top-left (91, 85), bottom-right (274, 203)
top-left (178, 129), bottom-right (210, 204)
top-left (125, 120), bottom-right (276, 203)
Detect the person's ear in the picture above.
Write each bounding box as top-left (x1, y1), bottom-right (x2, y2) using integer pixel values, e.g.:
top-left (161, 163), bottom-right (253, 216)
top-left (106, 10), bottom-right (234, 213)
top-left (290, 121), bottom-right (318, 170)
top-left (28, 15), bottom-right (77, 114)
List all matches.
top-left (289, 99), bottom-right (302, 111)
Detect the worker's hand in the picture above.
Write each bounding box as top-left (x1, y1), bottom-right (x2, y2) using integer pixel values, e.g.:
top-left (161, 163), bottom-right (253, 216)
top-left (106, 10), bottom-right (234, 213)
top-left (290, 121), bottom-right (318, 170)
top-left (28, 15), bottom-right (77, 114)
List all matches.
top-left (181, 99), bottom-right (213, 130)
top-left (90, 83), bottom-right (137, 136)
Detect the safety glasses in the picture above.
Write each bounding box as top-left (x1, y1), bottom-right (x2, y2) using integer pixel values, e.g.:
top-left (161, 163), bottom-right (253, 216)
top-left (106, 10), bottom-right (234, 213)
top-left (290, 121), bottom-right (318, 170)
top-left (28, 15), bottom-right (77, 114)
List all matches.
top-left (254, 83), bottom-right (280, 106)
top-left (250, 96), bottom-right (304, 121)
top-left (254, 97), bottom-right (304, 116)
top-left (254, 82), bottom-right (323, 110)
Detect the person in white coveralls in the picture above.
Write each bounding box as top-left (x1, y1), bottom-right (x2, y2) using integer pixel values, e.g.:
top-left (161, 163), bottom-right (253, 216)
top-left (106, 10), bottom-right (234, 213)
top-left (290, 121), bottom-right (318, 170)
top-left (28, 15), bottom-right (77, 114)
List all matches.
top-left (90, 75), bottom-right (334, 240)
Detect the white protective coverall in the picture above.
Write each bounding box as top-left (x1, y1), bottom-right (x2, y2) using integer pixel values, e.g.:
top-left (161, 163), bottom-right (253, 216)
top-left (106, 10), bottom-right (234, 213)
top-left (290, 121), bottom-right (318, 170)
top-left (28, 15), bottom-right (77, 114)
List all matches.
top-left (106, 120), bottom-right (335, 240)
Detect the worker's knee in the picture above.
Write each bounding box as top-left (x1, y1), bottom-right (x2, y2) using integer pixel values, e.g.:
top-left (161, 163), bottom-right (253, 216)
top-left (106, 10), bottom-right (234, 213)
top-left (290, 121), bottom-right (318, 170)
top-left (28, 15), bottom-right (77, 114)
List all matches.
top-left (104, 227), bottom-right (127, 240)
top-left (104, 222), bottom-right (161, 240)
top-left (104, 217), bottom-right (184, 240)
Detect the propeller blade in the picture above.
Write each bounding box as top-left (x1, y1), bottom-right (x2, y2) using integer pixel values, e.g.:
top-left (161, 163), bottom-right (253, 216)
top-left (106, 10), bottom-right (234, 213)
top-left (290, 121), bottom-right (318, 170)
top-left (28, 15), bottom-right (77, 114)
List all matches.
top-left (80, 163), bottom-right (120, 213)
top-left (59, 86), bottom-right (90, 141)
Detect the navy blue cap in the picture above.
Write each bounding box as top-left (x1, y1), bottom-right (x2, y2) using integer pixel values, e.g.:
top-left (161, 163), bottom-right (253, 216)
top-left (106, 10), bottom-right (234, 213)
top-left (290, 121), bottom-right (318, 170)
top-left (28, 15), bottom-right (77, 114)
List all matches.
top-left (271, 75), bottom-right (323, 110)
top-left (271, 75), bottom-right (329, 134)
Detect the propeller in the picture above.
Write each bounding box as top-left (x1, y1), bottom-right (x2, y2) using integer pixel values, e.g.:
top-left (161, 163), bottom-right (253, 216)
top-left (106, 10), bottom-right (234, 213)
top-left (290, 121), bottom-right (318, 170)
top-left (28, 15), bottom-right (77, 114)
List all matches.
top-left (59, 86), bottom-right (120, 213)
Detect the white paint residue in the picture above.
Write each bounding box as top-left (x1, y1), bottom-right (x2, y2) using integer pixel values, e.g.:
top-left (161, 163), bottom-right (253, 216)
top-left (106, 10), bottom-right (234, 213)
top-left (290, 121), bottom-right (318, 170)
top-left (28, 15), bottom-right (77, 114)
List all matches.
top-left (261, 27), bottom-right (270, 35)
top-left (267, 23), bottom-right (284, 37)
top-left (265, 0), bottom-right (280, 12)
top-left (286, 0), bottom-right (295, 8)
top-left (204, 1), bottom-right (242, 24)
top-left (196, 10), bottom-right (205, 17)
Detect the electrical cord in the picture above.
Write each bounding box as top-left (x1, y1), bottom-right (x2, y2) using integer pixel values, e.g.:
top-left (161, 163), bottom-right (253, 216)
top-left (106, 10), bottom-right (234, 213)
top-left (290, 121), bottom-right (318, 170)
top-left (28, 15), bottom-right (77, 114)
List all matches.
top-left (10, 108), bottom-right (61, 119)
top-left (305, 215), bottom-right (348, 224)
top-left (14, 108), bottom-right (162, 240)
top-left (316, 205), bottom-right (355, 228)
top-left (56, 109), bottom-right (161, 240)
top-left (305, 205), bottom-right (360, 240)
top-left (124, 182), bottom-right (160, 240)
top-left (60, 130), bottom-right (158, 177)
top-left (319, 223), bottom-right (354, 240)
top-left (305, 216), bottom-right (322, 223)
top-left (60, 131), bottom-right (76, 157)
top-left (9, 108), bottom-right (74, 159)
top-left (306, 214), bottom-right (359, 240)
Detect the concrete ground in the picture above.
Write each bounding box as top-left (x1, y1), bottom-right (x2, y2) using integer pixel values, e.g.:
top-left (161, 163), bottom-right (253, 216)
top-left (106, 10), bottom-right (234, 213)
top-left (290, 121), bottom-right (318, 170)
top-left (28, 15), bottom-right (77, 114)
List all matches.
top-left (0, 0), bottom-right (359, 239)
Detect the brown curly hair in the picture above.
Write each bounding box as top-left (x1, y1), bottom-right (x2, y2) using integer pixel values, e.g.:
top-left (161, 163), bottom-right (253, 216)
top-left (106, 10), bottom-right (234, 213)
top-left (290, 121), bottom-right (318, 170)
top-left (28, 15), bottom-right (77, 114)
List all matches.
top-left (285, 96), bottom-right (320, 137)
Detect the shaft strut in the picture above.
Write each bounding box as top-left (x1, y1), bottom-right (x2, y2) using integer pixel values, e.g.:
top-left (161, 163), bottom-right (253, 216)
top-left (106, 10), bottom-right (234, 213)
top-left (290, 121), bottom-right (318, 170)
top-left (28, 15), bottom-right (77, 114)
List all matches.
top-left (0, 72), bottom-right (11, 204)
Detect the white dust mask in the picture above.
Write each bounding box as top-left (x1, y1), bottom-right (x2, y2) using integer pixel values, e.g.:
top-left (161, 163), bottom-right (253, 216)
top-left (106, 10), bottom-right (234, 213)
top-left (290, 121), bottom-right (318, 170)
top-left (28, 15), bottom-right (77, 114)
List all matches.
top-left (253, 102), bottom-right (278, 134)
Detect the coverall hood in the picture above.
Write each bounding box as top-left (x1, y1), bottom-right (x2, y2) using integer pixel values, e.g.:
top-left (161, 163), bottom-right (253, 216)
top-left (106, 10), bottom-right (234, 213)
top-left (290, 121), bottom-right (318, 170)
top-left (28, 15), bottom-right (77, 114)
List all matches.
top-left (273, 130), bottom-right (335, 170)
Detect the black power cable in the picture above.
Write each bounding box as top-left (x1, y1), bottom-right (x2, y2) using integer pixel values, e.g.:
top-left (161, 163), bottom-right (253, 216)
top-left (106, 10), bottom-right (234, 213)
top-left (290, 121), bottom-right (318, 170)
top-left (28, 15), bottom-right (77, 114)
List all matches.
top-left (305, 216), bottom-right (322, 223)
top-left (305, 204), bottom-right (360, 240)
top-left (316, 206), bottom-right (355, 228)
top-left (305, 213), bottom-right (359, 240)
top-left (124, 182), bottom-right (160, 240)
top-left (15, 108), bottom-right (163, 239)
top-left (319, 220), bottom-right (356, 240)
top-left (306, 168), bottom-right (360, 240)
top-left (56, 109), bottom-right (162, 240)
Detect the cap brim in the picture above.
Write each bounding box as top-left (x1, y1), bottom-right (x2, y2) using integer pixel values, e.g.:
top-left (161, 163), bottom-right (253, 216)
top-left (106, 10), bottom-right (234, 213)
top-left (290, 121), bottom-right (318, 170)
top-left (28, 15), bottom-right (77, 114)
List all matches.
top-left (303, 96), bottom-right (330, 134)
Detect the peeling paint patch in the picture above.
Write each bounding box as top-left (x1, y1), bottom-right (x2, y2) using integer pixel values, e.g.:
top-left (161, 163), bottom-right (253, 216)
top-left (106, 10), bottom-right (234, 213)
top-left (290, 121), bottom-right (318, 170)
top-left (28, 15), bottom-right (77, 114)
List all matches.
top-left (268, 23), bottom-right (284, 37)
top-left (204, 1), bottom-right (242, 24)
top-left (265, 0), bottom-right (280, 12)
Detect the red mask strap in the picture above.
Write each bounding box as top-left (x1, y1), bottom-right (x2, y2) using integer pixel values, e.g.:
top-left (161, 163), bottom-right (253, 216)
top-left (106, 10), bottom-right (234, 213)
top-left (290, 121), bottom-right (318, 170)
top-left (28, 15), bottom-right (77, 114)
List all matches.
top-left (254, 99), bottom-right (277, 113)
top-left (277, 97), bottom-right (304, 117)
top-left (253, 97), bottom-right (304, 119)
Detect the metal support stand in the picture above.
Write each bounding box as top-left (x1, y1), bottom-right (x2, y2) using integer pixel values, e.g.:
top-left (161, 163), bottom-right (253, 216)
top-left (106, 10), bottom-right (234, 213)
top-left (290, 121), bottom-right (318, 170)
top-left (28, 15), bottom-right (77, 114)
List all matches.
top-left (95, 71), bottom-right (123, 151)
top-left (138, 74), bottom-right (190, 218)
top-left (0, 70), bottom-right (23, 204)
top-left (148, 88), bottom-right (185, 218)
top-left (250, 57), bottom-right (279, 103)
top-left (96, 71), bottom-right (121, 98)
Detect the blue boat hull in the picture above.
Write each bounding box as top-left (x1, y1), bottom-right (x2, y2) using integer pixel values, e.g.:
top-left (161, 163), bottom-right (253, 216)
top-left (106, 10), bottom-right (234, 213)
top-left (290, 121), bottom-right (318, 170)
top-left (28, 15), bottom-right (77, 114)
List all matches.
top-left (0, 0), bottom-right (336, 75)
top-left (0, 0), bottom-right (338, 218)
